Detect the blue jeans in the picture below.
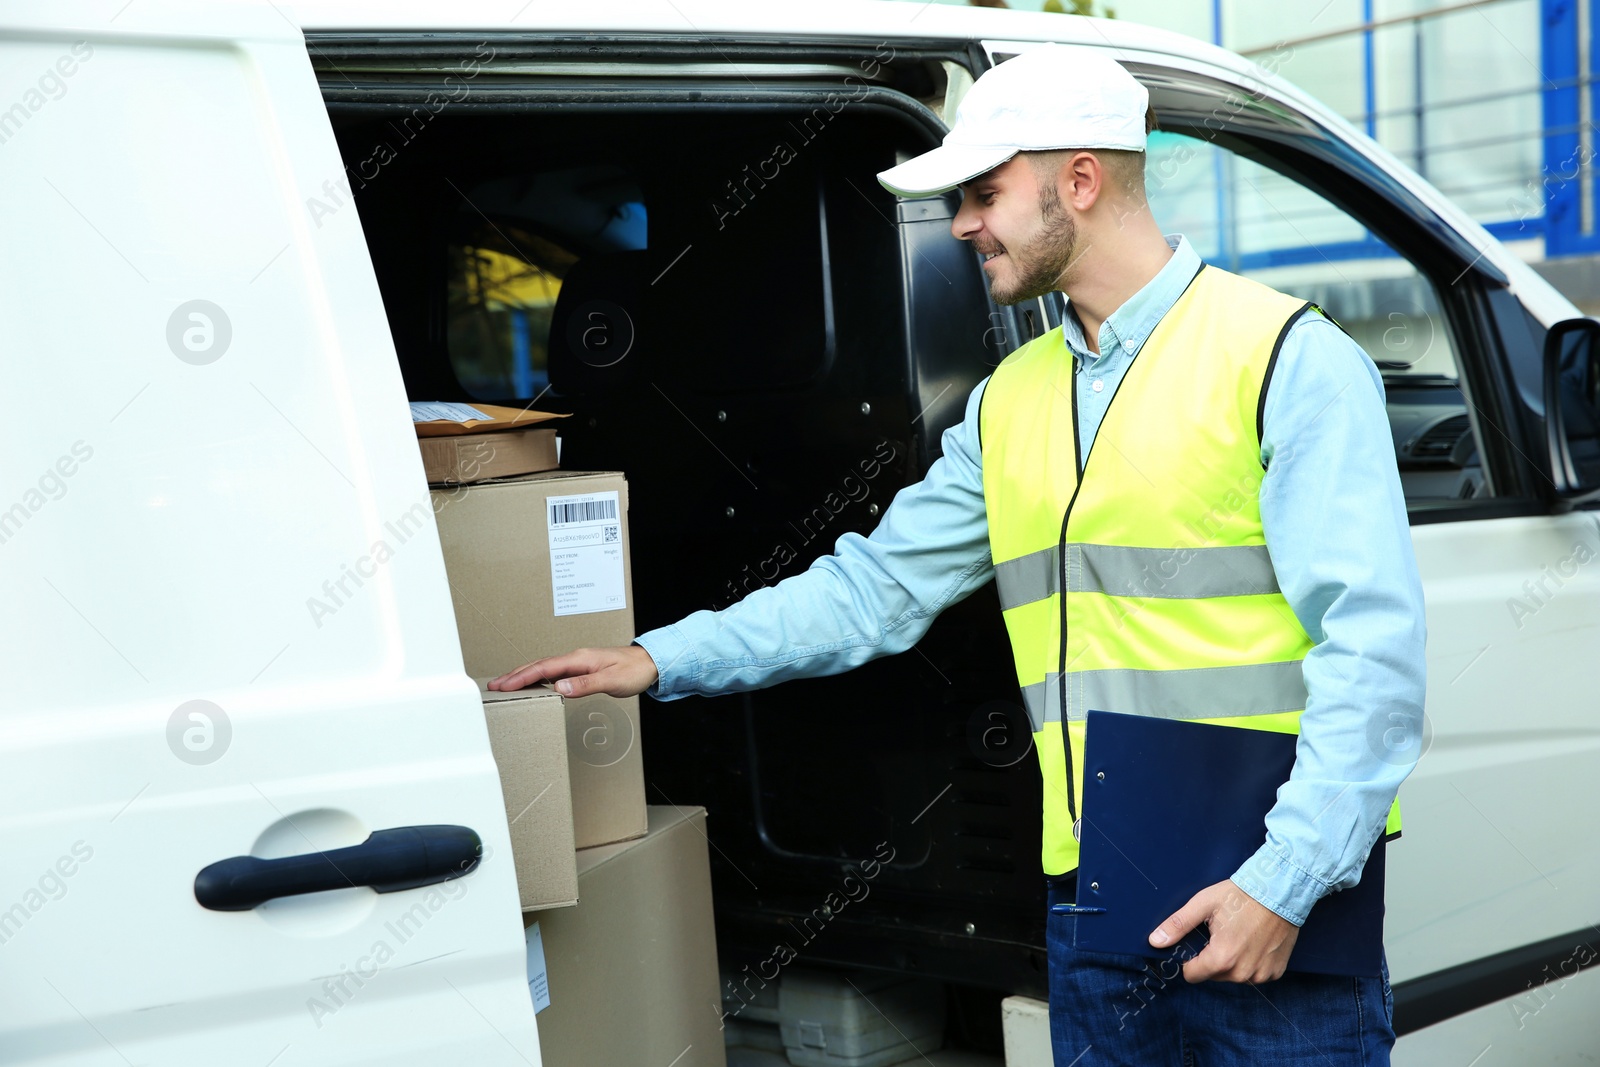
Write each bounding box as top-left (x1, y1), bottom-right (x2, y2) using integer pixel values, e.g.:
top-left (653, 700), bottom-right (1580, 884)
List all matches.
top-left (1046, 879), bottom-right (1394, 1066)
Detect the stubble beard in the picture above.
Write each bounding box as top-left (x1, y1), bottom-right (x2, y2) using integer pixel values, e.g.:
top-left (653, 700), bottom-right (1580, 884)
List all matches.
top-left (990, 184), bottom-right (1078, 307)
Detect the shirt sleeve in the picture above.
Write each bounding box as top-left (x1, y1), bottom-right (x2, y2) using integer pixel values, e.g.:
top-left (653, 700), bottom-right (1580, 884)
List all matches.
top-left (635, 379), bottom-right (996, 700)
top-left (1229, 312), bottom-right (1428, 926)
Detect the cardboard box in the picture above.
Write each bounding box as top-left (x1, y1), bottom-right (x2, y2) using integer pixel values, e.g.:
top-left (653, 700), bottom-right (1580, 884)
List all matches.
top-left (481, 685), bottom-right (578, 911)
top-left (524, 806), bottom-right (726, 1067)
top-left (411, 401), bottom-right (566, 436)
top-left (419, 426), bottom-right (558, 485)
top-left (434, 471), bottom-right (647, 849)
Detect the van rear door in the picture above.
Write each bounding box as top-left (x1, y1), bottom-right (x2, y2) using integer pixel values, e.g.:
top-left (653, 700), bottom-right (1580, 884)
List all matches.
top-left (0, 3), bottom-right (535, 1063)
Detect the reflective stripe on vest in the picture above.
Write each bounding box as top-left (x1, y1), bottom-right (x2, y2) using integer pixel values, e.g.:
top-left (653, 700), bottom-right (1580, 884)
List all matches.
top-left (994, 542), bottom-right (1281, 611)
top-left (979, 264), bottom-right (1402, 877)
top-left (1018, 660), bottom-right (1308, 731)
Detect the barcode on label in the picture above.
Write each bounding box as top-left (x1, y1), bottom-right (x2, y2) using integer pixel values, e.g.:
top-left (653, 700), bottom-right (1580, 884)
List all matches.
top-left (549, 498), bottom-right (618, 525)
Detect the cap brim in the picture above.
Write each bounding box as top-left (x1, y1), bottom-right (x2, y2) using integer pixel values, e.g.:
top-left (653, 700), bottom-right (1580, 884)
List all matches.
top-left (876, 143), bottom-right (1018, 198)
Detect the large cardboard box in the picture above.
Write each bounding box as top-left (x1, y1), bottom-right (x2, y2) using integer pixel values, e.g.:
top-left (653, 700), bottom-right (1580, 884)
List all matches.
top-left (481, 685), bottom-right (578, 911)
top-left (434, 471), bottom-right (647, 848)
top-left (524, 806), bottom-right (726, 1067)
top-left (419, 426), bottom-right (558, 485)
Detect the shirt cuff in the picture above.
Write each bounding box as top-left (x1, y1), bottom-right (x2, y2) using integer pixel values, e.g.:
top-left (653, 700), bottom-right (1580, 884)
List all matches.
top-left (1231, 844), bottom-right (1332, 927)
top-left (632, 624), bottom-right (702, 700)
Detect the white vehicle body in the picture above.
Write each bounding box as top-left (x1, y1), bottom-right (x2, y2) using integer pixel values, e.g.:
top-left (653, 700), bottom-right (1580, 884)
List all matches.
top-left (1, 2), bottom-right (1594, 1064)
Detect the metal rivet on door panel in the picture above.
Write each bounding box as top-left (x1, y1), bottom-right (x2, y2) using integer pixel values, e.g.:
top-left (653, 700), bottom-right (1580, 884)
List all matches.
top-left (725, 507), bottom-right (735, 518)
top-left (964, 922), bottom-right (976, 935)
top-left (860, 402), bottom-right (871, 415)
top-left (1096, 771), bottom-right (1105, 781)
top-left (716, 410), bottom-right (727, 422)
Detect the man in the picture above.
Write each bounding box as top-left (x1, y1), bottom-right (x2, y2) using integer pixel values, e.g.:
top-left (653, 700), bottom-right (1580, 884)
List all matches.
top-left (491, 45), bottom-right (1424, 1066)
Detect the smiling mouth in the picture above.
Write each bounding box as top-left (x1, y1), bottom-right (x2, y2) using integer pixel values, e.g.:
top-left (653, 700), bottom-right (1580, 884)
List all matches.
top-left (982, 250), bottom-right (1006, 264)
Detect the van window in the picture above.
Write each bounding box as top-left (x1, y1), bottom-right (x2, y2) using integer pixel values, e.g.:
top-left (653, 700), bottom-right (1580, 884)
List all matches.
top-left (1144, 130), bottom-right (1483, 502)
top-left (445, 167), bottom-right (646, 400)
top-left (1147, 130), bottom-right (1458, 379)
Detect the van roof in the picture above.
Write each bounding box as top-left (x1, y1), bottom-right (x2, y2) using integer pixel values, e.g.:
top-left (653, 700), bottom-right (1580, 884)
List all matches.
top-left (286, 0), bottom-right (1261, 80)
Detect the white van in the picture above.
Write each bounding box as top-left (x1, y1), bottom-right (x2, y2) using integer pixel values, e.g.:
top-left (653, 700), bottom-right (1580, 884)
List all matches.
top-left (4, 2), bottom-right (1597, 1064)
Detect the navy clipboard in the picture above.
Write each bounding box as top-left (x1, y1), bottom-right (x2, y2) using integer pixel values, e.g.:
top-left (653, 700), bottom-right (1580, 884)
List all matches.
top-left (1072, 710), bottom-right (1386, 977)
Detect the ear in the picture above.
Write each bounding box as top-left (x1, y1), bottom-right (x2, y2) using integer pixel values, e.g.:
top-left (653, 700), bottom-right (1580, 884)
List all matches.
top-left (1060, 151), bottom-right (1104, 213)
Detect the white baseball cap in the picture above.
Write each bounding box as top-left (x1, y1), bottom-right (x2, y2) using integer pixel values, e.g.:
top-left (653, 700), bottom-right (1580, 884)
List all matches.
top-left (877, 45), bottom-right (1149, 199)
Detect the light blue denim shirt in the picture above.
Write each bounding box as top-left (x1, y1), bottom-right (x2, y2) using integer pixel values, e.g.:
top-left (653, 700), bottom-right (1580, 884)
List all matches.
top-left (635, 236), bottom-right (1427, 927)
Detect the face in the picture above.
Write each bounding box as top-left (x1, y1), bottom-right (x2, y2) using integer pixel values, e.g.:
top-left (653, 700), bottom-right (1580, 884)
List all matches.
top-left (952, 156), bottom-right (1079, 306)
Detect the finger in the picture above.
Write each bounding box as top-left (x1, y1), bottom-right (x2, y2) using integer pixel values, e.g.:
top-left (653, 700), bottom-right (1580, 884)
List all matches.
top-left (553, 670), bottom-right (613, 698)
top-left (1253, 962), bottom-right (1287, 985)
top-left (486, 661), bottom-right (552, 691)
top-left (489, 651), bottom-right (598, 691)
top-left (1180, 942), bottom-right (1229, 984)
top-left (1149, 891), bottom-right (1210, 949)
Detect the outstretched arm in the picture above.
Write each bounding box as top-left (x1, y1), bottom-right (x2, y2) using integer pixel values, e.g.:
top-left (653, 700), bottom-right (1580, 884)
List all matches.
top-left (490, 379), bottom-right (997, 699)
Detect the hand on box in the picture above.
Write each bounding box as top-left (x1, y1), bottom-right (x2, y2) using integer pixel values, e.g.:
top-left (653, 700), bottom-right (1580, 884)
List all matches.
top-left (487, 645), bottom-right (658, 698)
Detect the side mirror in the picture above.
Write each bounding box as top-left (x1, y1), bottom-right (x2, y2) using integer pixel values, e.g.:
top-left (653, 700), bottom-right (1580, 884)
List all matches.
top-left (1543, 317), bottom-right (1600, 508)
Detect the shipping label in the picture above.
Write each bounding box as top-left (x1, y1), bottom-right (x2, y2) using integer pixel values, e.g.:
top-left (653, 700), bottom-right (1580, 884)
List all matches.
top-left (546, 489), bottom-right (626, 617)
top-left (525, 921), bottom-right (551, 1013)
top-left (409, 401), bottom-right (491, 423)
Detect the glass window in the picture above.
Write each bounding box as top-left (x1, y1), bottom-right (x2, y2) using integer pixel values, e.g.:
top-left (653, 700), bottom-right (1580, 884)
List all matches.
top-left (445, 166), bottom-right (647, 401)
top-left (1145, 130), bottom-right (1485, 501)
top-left (447, 229), bottom-right (572, 399)
top-left (1221, 0), bottom-right (1542, 234)
top-left (1416, 0), bottom-right (1541, 221)
top-left (1147, 130), bottom-right (1457, 380)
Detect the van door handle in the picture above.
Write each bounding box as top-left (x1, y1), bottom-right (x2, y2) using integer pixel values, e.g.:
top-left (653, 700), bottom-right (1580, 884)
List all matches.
top-left (193, 824), bottom-right (482, 912)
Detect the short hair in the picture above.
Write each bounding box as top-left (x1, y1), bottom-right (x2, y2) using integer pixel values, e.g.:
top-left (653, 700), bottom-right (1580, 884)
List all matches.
top-left (1027, 104), bottom-right (1159, 201)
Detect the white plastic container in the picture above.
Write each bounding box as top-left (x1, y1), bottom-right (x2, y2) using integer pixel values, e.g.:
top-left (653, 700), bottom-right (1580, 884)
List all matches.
top-left (777, 968), bottom-right (945, 1067)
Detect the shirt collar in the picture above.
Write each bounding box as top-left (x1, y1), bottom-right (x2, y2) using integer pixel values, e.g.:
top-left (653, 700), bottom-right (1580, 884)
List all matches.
top-left (1059, 234), bottom-right (1200, 365)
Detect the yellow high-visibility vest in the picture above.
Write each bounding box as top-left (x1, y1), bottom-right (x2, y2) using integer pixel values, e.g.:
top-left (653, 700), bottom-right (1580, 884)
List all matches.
top-left (980, 264), bottom-right (1401, 875)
